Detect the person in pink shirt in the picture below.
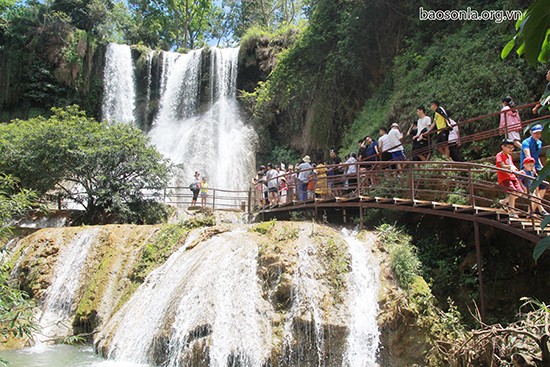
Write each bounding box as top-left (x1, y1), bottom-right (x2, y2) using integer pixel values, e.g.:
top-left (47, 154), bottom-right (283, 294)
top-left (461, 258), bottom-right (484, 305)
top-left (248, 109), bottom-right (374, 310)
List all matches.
top-left (499, 96), bottom-right (522, 149)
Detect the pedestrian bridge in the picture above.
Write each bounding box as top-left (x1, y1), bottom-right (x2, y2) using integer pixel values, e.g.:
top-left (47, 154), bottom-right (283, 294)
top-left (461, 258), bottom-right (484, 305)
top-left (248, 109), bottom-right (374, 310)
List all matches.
top-left (254, 161), bottom-right (549, 243)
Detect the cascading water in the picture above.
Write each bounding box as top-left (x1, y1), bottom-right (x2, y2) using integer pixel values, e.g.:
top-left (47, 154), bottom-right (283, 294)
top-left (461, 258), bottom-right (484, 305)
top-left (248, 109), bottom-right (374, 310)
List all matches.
top-left (342, 229), bottom-right (380, 367)
top-left (282, 242), bottom-right (326, 366)
top-left (102, 44), bottom-right (136, 124)
top-left (97, 230), bottom-right (271, 367)
top-left (148, 47), bottom-right (256, 194)
top-left (36, 228), bottom-right (100, 343)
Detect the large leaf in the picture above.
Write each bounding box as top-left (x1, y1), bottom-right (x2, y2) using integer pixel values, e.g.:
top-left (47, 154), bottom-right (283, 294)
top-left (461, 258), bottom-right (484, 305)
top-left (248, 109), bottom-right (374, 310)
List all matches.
top-left (533, 236), bottom-right (550, 261)
top-left (501, 37), bottom-right (516, 59)
top-left (540, 214), bottom-right (550, 230)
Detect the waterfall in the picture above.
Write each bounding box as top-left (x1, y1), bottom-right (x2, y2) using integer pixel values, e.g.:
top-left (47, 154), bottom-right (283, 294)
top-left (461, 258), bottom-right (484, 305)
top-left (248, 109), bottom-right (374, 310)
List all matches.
top-left (283, 243), bottom-right (326, 366)
top-left (342, 229), bottom-right (380, 366)
top-left (101, 43), bottom-right (136, 124)
top-left (97, 230), bottom-right (271, 366)
top-left (36, 228), bottom-right (100, 343)
top-left (147, 47), bottom-right (256, 193)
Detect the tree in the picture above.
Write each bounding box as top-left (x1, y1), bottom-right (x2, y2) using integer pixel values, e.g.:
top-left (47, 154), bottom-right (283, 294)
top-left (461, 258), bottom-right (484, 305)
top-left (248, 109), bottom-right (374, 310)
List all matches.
top-left (0, 175), bottom-right (37, 347)
top-left (0, 106), bottom-right (171, 223)
top-left (501, 0), bottom-right (550, 64)
top-left (128, 0), bottom-right (212, 49)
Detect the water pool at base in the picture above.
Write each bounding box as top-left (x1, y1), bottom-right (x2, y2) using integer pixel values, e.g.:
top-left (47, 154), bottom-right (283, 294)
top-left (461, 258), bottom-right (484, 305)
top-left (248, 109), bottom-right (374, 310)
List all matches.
top-left (0, 345), bottom-right (148, 367)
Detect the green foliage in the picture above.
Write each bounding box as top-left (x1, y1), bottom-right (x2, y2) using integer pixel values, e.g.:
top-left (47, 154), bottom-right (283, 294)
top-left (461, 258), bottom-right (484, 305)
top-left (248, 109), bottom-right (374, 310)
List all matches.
top-left (502, 0), bottom-right (550, 64)
top-left (250, 219), bottom-right (277, 234)
top-left (0, 249), bottom-right (36, 343)
top-left (377, 223), bottom-right (421, 289)
top-left (133, 215), bottom-right (216, 281)
top-left (344, 20), bottom-right (544, 162)
top-left (247, 0), bottom-right (412, 152)
top-left (0, 106), bottom-right (171, 224)
top-left (415, 235), bottom-right (478, 306)
top-left (0, 175), bottom-right (38, 239)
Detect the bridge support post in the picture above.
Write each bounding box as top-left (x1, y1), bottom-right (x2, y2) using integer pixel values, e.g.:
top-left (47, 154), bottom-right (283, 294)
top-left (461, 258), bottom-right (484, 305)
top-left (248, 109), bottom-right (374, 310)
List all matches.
top-left (360, 205), bottom-right (364, 229)
top-left (473, 221), bottom-right (486, 321)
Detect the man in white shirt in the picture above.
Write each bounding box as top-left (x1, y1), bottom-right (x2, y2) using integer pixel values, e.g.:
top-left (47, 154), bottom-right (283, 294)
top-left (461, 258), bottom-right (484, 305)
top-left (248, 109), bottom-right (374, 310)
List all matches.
top-left (378, 127), bottom-right (391, 161)
top-left (387, 123), bottom-right (406, 169)
top-left (414, 106), bottom-right (431, 161)
top-left (448, 118), bottom-right (461, 161)
top-left (345, 153), bottom-right (358, 193)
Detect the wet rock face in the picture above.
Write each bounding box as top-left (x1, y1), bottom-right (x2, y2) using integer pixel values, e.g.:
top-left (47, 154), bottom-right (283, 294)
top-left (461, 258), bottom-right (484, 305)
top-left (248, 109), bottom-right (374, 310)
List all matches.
top-left (10, 221), bottom-right (397, 366)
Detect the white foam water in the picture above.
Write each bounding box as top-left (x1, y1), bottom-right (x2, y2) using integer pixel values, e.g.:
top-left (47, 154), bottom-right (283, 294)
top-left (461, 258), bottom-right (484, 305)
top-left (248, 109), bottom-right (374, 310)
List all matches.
top-left (36, 228), bottom-right (100, 344)
top-left (102, 43), bottom-right (136, 124)
top-left (342, 229), bottom-right (380, 367)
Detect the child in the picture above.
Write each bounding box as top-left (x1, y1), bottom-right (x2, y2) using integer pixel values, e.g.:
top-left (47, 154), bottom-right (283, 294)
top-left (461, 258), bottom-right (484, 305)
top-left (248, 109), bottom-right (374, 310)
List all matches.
top-left (519, 157), bottom-right (549, 215)
top-left (200, 177), bottom-right (208, 206)
top-left (496, 139), bottom-right (523, 217)
top-left (279, 177), bottom-right (288, 204)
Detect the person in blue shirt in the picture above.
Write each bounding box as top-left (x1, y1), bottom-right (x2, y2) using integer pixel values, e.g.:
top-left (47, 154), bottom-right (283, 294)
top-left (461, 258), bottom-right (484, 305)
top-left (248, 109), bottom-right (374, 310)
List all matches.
top-left (364, 136), bottom-right (379, 161)
top-left (520, 124), bottom-right (544, 171)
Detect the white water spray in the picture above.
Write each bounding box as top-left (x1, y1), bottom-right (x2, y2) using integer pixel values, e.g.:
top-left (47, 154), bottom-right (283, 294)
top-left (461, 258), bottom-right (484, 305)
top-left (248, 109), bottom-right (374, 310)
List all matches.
top-left (102, 44), bottom-right (136, 124)
top-left (36, 228), bottom-right (100, 343)
top-left (148, 47), bottom-right (256, 193)
top-left (342, 229), bottom-right (380, 367)
top-left (98, 230), bottom-right (271, 366)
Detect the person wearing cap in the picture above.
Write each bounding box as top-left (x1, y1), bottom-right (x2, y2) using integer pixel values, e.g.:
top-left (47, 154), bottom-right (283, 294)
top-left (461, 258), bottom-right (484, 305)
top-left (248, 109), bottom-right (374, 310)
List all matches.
top-left (496, 139), bottom-right (523, 217)
top-left (519, 156), bottom-right (549, 215)
top-left (520, 124), bottom-right (544, 171)
top-left (532, 69), bottom-right (550, 115)
top-left (499, 96), bottom-right (522, 149)
top-left (297, 155), bottom-right (312, 201)
top-left (386, 123), bottom-right (406, 169)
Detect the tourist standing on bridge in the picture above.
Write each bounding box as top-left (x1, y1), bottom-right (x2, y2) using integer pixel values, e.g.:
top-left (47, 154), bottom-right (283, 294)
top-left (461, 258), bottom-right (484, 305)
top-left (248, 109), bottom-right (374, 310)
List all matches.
top-left (297, 156), bottom-right (312, 201)
top-left (520, 124), bottom-right (544, 171)
top-left (315, 161), bottom-right (329, 199)
top-left (425, 101), bottom-right (452, 160)
top-left (327, 149), bottom-right (343, 195)
top-left (532, 69), bottom-right (550, 115)
top-left (191, 171), bottom-right (201, 206)
top-left (448, 118), bottom-right (462, 162)
top-left (345, 153), bottom-right (358, 193)
top-left (286, 165), bottom-right (297, 201)
top-left (412, 106), bottom-right (431, 161)
top-left (387, 123), bottom-right (406, 169)
top-left (266, 163), bottom-right (279, 206)
top-left (496, 139), bottom-right (523, 217)
top-left (364, 136), bottom-right (379, 161)
top-left (499, 97), bottom-right (522, 149)
top-left (378, 127), bottom-right (392, 162)
top-left (357, 138), bottom-right (368, 161)
top-left (200, 177), bottom-right (208, 207)
top-left (519, 157), bottom-right (549, 215)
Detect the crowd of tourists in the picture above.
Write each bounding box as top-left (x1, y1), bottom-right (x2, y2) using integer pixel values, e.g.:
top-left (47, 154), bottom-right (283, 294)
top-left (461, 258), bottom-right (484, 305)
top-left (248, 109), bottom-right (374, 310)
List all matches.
top-left (250, 70), bottom-right (550, 215)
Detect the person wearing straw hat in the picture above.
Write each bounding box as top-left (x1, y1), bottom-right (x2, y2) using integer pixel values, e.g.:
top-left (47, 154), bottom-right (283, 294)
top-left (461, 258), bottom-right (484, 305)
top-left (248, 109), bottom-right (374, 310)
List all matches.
top-left (297, 155), bottom-right (312, 201)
